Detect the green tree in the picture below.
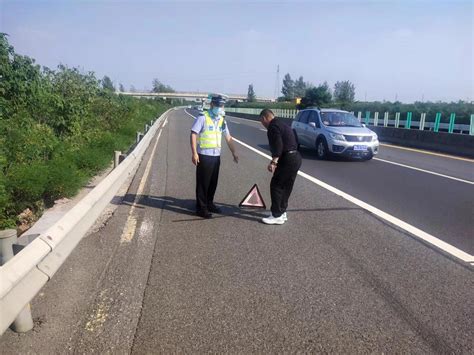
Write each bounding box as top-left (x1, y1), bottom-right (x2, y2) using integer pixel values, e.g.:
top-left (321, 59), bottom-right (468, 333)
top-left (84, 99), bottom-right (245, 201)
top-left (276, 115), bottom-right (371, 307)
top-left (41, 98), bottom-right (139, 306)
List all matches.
top-left (247, 84), bottom-right (256, 102)
top-left (281, 73), bottom-right (295, 100)
top-left (119, 83), bottom-right (125, 92)
top-left (152, 78), bottom-right (175, 93)
top-left (294, 76), bottom-right (308, 98)
top-left (334, 80), bottom-right (355, 108)
top-left (300, 82), bottom-right (332, 108)
top-left (102, 75), bottom-right (115, 91)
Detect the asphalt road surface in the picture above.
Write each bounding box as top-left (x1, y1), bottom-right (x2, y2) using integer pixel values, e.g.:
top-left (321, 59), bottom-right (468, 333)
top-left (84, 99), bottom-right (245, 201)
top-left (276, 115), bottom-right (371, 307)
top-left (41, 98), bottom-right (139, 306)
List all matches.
top-left (1, 108), bottom-right (472, 353)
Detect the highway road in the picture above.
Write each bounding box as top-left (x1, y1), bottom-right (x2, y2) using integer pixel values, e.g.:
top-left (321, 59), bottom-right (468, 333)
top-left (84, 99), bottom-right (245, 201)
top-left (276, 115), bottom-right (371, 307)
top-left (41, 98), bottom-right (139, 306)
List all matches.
top-left (220, 111), bottom-right (474, 257)
top-left (1, 108), bottom-right (472, 353)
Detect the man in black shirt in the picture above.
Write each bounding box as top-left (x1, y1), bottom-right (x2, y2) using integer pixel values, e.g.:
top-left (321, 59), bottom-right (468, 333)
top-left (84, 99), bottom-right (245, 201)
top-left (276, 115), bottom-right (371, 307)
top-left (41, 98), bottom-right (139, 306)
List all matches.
top-left (260, 109), bottom-right (302, 225)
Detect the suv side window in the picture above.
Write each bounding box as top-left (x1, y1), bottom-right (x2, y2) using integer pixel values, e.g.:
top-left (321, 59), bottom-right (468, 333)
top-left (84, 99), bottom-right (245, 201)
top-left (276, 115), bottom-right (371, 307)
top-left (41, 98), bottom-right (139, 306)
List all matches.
top-left (308, 111), bottom-right (321, 128)
top-left (298, 111), bottom-right (309, 124)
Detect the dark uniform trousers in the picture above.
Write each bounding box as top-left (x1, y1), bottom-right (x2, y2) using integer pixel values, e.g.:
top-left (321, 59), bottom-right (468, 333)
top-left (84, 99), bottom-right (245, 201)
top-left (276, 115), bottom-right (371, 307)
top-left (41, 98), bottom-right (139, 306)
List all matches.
top-left (196, 154), bottom-right (220, 212)
top-left (270, 151), bottom-right (302, 217)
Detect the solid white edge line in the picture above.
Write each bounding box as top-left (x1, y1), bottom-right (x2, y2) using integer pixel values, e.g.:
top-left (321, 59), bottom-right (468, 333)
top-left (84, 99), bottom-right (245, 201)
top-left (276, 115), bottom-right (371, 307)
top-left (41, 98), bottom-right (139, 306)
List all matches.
top-left (231, 137), bottom-right (474, 264)
top-left (374, 158), bottom-right (474, 185)
top-left (182, 108), bottom-right (474, 263)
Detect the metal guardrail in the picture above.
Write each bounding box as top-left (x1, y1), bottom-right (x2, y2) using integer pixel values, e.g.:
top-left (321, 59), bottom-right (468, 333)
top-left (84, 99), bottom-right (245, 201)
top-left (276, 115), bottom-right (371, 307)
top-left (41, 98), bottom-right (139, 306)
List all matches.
top-left (225, 108), bottom-right (474, 135)
top-left (0, 108), bottom-right (174, 335)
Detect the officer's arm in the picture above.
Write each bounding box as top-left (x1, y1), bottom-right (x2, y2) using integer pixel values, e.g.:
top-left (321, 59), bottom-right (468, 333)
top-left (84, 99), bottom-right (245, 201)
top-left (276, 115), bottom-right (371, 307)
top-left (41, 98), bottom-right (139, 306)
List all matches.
top-left (190, 132), bottom-right (198, 155)
top-left (225, 134), bottom-right (239, 163)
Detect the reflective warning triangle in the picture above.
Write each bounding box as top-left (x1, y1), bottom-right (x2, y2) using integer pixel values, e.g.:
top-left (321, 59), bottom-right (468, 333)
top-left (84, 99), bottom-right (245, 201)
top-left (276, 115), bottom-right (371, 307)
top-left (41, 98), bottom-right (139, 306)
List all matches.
top-left (239, 184), bottom-right (266, 209)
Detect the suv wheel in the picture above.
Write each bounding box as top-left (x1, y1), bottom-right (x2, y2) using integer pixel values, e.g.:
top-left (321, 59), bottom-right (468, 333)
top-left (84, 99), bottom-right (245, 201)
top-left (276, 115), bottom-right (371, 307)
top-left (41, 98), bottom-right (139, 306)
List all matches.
top-left (316, 138), bottom-right (329, 160)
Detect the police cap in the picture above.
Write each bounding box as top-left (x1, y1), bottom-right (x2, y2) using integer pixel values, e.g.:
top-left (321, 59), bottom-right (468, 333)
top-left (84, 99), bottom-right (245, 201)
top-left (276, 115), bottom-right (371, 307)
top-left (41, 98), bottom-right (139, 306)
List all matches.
top-left (209, 93), bottom-right (227, 106)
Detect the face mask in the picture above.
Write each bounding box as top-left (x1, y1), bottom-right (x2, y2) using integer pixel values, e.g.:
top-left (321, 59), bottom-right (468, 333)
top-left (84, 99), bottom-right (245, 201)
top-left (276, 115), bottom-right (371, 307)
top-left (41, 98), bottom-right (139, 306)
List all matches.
top-left (211, 107), bottom-right (224, 116)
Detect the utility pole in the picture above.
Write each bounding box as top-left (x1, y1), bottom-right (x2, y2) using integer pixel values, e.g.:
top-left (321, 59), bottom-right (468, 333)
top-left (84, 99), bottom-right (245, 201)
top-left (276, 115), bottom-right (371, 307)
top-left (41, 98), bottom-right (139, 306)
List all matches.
top-left (274, 64), bottom-right (280, 101)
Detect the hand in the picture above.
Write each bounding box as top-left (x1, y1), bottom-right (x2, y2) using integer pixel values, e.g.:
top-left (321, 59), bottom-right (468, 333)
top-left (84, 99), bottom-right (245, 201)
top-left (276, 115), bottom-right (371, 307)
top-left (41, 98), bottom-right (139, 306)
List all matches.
top-left (233, 154), bottom-right (239, 163)
top-left (192, 153), bottom-right (200, 166)
top-left (267, 163), bottom-right (276, 173)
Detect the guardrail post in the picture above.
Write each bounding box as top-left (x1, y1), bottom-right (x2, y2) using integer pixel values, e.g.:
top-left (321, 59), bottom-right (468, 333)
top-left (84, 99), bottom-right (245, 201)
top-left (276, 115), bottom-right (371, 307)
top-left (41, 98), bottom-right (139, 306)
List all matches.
top-left (145, 124), bottom-right (149, 133)
top-left (365, 111), bottom-right (370, 125)
top-left (419, 113), bottom-right (426, 130)
top-left (136, 132), bottom-right (143, 144)
top-left (0, 229), bottom-right (34, 333)
top-left (395, 112), bottom-right (400, 128)
top-left (114, 151), bottom-right (122, 169)
top-left (448, 113), bottom-right (455, 133)
top-left (434, 113), bottom-right (441, 132)
top-left (470, 114), bottom-right (474, 135)
top-left (374, 112), bottom-right (379, 126)
top-left (384, 112), bottom-right (389, 127)
top-left (405, 112), bottom-right (412, 129)
top-left (357, 112), bottom-right (362, 122)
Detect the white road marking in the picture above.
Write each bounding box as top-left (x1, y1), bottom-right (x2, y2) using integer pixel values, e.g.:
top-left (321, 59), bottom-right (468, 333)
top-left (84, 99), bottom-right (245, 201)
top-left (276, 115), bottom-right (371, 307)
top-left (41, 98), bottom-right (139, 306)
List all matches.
top-left (373, 158), bottom-right (474, 185)
top-left (232, 137), bottom-right (474, 264)
top-left (184, 109), bottom-right (196, 119)
top-left (120, 129), bottom-right (163, 243)
top-left (162, 117), bottom-right (168, 127)
top-left (380, 143), bottom-right (474, 163)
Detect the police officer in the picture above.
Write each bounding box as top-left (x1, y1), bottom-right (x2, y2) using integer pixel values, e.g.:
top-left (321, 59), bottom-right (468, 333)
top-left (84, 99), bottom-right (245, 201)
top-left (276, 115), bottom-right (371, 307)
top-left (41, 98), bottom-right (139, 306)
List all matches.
top-left (259, 108), bottom-right (301, 225)
top-left (190, 94), bottom-right (239, 218)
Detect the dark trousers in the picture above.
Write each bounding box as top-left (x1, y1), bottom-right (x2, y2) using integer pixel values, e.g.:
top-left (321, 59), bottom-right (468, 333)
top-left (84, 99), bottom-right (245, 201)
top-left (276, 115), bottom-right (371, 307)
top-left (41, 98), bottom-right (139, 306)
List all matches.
top-left (270, 152), bottom-right (302, 217)
top-left (196, 154), bottom-right (220, 212)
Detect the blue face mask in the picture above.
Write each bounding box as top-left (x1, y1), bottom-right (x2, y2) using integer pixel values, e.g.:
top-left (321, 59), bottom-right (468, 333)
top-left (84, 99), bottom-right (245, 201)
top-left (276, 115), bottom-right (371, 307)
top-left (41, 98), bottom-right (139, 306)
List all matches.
top-left (211, 107), bottom-right (224, 116)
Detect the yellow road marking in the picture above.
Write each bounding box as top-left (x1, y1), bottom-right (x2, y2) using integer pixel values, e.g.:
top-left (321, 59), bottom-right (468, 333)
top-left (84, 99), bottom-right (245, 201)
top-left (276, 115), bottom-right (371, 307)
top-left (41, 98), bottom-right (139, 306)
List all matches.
top-left (120, 129), bottom-right (162, 244)
top-left (380, 143), bottom-right (474, 163)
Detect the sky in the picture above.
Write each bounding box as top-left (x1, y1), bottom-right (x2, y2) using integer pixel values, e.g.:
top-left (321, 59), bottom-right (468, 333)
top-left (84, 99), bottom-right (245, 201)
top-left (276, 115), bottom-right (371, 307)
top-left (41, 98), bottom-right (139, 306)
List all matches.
top-left (1, 0), bottom-right (473, 103)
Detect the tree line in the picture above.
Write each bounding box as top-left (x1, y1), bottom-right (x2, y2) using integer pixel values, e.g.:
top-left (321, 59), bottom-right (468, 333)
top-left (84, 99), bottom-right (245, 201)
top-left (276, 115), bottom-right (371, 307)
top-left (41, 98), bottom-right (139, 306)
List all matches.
top-left (242, 73), bottom-right (472, 123)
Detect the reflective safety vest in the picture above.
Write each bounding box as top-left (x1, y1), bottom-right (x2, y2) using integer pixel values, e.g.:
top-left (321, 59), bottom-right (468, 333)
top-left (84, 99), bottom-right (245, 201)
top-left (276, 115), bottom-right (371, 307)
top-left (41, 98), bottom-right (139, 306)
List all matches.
top-left (198, 111), bottom-right (225, 149)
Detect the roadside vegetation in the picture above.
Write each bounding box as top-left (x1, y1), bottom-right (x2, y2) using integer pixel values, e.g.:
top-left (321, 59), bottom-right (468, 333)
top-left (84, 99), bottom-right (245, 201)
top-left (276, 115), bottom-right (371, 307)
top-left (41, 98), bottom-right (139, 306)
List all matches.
top-left (0, 34), bottom-right (172, 228)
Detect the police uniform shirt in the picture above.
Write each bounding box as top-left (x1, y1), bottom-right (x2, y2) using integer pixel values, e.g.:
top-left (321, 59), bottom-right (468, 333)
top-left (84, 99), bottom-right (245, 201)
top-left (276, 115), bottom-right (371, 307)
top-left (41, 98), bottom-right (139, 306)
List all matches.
top-left (191, 111), bottom-right (230, 156)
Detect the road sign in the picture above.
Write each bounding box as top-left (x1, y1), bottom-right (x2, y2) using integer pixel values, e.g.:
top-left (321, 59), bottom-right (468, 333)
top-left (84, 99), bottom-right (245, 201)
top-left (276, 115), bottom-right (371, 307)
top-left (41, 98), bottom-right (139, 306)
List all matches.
top-left (239, 184), bottom-right (266, 209)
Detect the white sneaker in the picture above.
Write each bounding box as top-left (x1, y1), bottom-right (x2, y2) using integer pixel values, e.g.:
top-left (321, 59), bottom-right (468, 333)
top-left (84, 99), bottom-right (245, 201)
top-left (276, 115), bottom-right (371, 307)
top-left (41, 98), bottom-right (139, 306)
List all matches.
top-left (266, 212), bottom-right (287, 221)
top-left (262, 214), bottom-right (286, 225)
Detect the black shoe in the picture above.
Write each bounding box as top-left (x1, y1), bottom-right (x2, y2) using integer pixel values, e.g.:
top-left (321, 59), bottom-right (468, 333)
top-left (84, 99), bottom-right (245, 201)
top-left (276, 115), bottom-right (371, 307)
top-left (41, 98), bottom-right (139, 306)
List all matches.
top-left (208, 204), bottom-right (222, 214)
top-left (196, 210), bottom-right (212, 219)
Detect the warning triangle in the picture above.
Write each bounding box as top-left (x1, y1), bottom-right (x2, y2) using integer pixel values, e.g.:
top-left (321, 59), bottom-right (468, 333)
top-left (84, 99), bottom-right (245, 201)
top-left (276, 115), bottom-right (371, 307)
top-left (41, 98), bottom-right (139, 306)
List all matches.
top-left (239, 184), bottom-right (266, 209)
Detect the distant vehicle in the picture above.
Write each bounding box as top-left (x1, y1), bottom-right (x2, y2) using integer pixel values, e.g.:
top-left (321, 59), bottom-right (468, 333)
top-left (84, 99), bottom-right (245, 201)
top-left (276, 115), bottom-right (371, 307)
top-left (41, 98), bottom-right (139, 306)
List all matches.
top-left (187, 105), bottom-right (192, 109)
top-left (291, 108), bottom-right (379, 160)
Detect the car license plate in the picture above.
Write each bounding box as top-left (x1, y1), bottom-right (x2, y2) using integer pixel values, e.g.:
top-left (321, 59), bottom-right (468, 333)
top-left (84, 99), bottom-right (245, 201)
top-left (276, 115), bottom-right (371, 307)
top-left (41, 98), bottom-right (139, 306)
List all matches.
top-left (354, 145), bottom-right (367, 151)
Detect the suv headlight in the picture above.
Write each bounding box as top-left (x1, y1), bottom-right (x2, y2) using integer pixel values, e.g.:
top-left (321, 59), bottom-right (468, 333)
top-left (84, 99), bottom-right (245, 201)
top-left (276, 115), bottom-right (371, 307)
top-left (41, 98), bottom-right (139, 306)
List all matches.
top-left (329, 132), bottom-right (346, 141)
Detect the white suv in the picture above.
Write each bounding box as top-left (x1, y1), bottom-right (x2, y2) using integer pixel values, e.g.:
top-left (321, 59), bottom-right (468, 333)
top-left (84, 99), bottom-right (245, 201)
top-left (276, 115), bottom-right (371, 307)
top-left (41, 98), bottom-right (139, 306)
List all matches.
top-left (291, 108), bottom-right (379, 160)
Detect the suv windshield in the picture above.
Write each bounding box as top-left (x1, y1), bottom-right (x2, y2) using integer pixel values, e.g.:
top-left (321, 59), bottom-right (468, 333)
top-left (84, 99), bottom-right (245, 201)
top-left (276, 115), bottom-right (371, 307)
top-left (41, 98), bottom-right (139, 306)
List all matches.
top-left (321, 112), bottom-right (362, 127)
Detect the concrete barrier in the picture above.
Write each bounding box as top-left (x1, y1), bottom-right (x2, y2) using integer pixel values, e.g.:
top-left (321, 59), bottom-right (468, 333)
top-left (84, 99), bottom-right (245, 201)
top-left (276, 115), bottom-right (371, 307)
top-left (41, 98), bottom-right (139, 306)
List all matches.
top-left (370, 126), bottom-right (474, 158)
